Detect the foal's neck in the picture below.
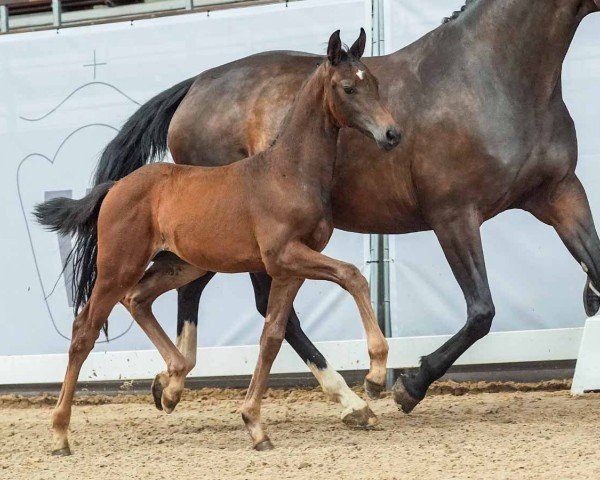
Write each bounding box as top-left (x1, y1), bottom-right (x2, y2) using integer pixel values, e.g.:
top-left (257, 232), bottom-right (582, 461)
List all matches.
top-left (271, 65), bottom-right (339, 193)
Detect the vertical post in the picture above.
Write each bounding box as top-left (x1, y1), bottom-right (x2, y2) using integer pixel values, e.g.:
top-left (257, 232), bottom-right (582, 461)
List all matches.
top-left (185, 0), bottom-right (193, 11)
top-left (372, 0), bottom-right (385, 56)
top-left (52, 0), bottom-right (61, 28)
top-left (0, 5), bottom-right (8, 34)
top-left (370, 0), bottom-right (394, 389)
top-left (369, 235), bottom-right (380, 321)
top-left (382, 234), bottom-right (393, 388)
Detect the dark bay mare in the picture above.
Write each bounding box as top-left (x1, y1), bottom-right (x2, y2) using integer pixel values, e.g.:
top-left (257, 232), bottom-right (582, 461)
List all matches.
top-left (91, 0), bottom-right (600, 414)
top-left (35, 30), bottom-right (400, 453)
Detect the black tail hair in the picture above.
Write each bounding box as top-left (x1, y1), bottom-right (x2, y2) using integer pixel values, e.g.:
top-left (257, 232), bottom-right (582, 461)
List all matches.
top-left (93, 76), bottom-right (195, 186)
top-left (34, 182), bottom-right (115, 336)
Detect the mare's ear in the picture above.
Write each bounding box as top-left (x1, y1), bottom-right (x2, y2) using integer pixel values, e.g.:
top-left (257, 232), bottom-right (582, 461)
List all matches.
top-left (350, 27), bottom-right (366, 59)
top-left (327, 30), bottom-right (342, 66)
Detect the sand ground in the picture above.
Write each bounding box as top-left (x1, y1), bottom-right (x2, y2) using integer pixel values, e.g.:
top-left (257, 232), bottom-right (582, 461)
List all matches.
top-left (1, 383), bottom-right (599, 480)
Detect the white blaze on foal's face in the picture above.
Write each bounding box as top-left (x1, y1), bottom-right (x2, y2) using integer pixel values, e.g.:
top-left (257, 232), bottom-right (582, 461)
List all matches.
top-left (356, 69), bottom-right (365, 80)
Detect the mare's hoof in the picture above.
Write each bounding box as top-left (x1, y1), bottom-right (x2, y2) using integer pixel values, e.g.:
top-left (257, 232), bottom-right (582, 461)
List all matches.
top-left (364, 378), bottom-right (385, 399)
top-left (151, 374), bottom-right (164, 411)
top-left (51, 446), bottom-right (72, 457)
top-left (583, 278), bottom-right (600, 317)
top-left (392, 376), bottom-right (421, 414)
top-left (341, 406), bottom-right (378, 429)
top-left (254, 439), bottom-right (275, 451)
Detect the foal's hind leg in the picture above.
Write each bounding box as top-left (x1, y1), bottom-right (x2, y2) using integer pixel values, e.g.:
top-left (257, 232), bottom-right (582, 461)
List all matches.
top-left (523, 174), bottom-right (600, 315)
top-left (52, 260), bottom-right (150, 455)
top-left (51, 299), bottom-right (114, 455)
top-left (250, 272), bottom-right (372, 427)
top-left (122, 254), bottom-right (206, 413)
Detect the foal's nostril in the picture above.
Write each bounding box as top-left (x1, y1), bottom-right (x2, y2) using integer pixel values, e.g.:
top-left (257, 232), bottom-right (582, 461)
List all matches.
top-left (386, 128), bottom-right (401, 145)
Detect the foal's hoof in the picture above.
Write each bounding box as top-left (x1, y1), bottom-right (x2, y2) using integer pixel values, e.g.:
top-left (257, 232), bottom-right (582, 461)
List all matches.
top-left (51, 446), bottom-right (72, 457)
top-left (392, 376), bottom-right (420, 414)
top-left (151, 374), bottom-right (164, 411)
top-left (583, 278), bottom-right (600, 317)
top-left (342, 406), bottom-right (378, 429)
top-left (364, 378), bottom-right (385, 399)
top-left (254, 439), bottom-right (275, 451)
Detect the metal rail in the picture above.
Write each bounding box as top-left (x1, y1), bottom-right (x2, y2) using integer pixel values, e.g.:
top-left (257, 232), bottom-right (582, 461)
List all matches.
top-left (0, 0), bottom-right (282, 33)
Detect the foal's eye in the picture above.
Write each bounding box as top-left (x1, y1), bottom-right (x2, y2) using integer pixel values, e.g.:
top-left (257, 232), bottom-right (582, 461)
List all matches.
top-left (343, 85), bottom-right (356, 95)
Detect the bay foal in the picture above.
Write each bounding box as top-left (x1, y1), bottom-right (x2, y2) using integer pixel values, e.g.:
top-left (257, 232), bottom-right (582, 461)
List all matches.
top-left (35, 30), bottom-right (401, 453)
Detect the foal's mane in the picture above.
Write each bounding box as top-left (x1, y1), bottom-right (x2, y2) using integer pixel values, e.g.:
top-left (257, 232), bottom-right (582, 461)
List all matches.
top-left (442, 0), bottom-right (476, 24)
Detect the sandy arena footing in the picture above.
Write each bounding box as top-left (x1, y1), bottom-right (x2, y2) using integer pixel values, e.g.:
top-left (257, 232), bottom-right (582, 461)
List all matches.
top-left (1, 382), bottom-right (599, 480)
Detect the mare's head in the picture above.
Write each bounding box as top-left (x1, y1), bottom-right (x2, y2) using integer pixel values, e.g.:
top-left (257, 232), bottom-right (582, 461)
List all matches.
top-left (323, 29), bottom-right (401, 151)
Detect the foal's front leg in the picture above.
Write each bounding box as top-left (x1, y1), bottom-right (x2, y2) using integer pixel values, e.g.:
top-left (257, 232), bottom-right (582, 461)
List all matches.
top-left (268, 243), bottom-right (389, 400)
top-left (240, 277), bottom-right (304, 450)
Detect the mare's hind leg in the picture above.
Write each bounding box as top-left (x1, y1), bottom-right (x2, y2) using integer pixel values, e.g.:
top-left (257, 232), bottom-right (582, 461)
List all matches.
top-left (122, 253), bottom-right (206, 413)
top-left (250, 272), bottom-right (374, 427)
top-left (523, 174), bottom-right (600, 315)
top-left (149, 273), bottom-right (216, 411)
top-left (265, 243), bottom-right (388, 413)
top-left (176, 273), bottom-right (216, 370)
top-left (241, 277), bottom-right (304, 450)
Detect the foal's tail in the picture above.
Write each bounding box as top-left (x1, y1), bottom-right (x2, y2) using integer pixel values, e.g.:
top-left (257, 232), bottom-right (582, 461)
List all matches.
top-left (34, 182), bottom-right (115, 335)
top-left (92, 77), bottom-right (195, 186)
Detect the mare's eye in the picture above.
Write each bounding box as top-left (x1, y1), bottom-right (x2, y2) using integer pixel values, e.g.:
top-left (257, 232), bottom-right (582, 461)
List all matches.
top-left (343, 85), bottom-right (356, 95)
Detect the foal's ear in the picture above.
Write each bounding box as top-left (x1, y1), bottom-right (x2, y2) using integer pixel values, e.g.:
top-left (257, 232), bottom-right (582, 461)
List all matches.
top-left (350, 27), bottom-right (366, 59)
top-left (327, 30), bottom-right (342, 66)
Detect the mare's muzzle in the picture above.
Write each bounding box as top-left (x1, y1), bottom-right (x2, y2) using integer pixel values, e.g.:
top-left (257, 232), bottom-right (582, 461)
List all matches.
top-left (376, 126), bottom-right (402, 151)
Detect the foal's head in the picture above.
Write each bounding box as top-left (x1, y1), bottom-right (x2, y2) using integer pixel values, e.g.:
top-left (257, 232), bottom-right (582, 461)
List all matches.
top-left (323, 29), bottom-right (401, 151)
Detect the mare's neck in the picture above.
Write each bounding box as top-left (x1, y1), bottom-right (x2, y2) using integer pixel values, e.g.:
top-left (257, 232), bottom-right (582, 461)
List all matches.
top-left (469, 0), bottom-right (591, 97)
top-left (401, 0), bottom-right (595, 101)
top-left (272, 65), bottom-right (339, 193)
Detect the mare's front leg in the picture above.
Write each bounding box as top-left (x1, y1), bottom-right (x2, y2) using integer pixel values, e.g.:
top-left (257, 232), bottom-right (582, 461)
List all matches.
top-left (250, 272), bottom-right (374, 427)
top-left (150, 273), bottom-right (216, 411)
top-left (523, 174), bottom-right (600, 315)
top-left (241, 277), bottom-right (304, 450)
top-left (266, 243), bottom-right (388, 406)
top-left (393, 209), bottom-right (495, 413)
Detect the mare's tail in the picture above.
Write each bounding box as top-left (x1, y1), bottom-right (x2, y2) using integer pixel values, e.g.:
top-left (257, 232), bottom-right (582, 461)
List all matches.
top-left (92, 77), bottom-right (195, 186)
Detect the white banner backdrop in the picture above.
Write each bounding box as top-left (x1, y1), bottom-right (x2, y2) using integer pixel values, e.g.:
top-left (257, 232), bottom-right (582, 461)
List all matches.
top-left (0, 0), bottom-right (373, 357)
top-left (385, 0), bottom-right (600, 337)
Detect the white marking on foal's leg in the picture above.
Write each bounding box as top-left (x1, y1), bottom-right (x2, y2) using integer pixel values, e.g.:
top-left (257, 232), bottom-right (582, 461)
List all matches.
top-left (307, 362), bottom-right (366, 418)
top-left (581, 262), bottom-right (600, 296)
top-left (176, 322), bottom-right (197, 371)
